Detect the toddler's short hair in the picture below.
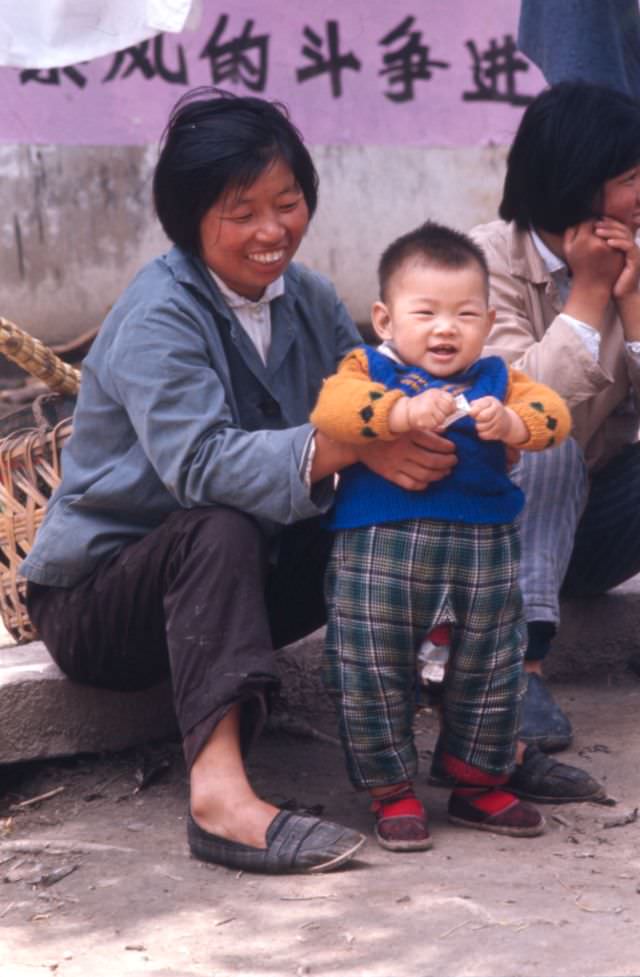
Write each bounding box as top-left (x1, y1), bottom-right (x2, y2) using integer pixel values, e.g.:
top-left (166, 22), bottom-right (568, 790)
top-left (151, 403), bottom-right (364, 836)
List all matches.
top-left (378, 221), bottom-right (489, 302)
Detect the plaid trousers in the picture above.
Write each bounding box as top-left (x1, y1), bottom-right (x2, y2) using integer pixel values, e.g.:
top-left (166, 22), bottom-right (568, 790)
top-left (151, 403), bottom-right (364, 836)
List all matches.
top-left (324, 519), bottom-right (526, 789)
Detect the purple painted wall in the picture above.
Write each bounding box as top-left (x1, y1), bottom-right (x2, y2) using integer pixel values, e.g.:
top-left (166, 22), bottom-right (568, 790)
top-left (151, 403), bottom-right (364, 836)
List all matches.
top-left (0, 0), bottom-right (544, 146)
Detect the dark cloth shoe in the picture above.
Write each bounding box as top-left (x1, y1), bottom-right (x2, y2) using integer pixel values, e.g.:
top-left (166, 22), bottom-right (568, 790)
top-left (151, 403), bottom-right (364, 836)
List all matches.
top-left (447, 792), bottom-right (545, 836)
top-left (519, 673), bottom-right (573, 752)
top-left (507, 744), bottom-right (606, 803)
top-left (372, 787), bottom-right (432, 852)
top-left (187, 811), bottom-right (366, 874)
top-left (428, 738), bottom-right (605, 804)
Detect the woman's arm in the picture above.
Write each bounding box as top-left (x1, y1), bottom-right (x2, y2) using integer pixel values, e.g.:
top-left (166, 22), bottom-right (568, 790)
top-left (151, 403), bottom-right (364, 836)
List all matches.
top-left (107, 300), bottom-right (333, 525)
top-left (474, 224), bottom-right (617, 408)
top-left (311, 427), bottom-right (457, 490)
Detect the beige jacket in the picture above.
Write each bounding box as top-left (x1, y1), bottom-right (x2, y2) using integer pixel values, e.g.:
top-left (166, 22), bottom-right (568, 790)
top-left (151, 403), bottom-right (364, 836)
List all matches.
top-left (471, 220), bottom-right (640, 471)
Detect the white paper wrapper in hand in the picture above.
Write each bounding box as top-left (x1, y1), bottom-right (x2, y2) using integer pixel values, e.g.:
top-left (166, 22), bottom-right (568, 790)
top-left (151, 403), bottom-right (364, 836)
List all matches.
top-left (0, 0), bottom-right (193, 68)
top-left (441, 392), bottom-right (471, 429)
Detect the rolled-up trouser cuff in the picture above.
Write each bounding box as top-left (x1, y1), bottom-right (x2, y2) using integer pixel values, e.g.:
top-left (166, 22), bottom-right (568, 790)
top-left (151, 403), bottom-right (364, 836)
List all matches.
top-left (524, 620), bottom-right (557, 663)
top-left (182, 687), bottom-right (272, 772)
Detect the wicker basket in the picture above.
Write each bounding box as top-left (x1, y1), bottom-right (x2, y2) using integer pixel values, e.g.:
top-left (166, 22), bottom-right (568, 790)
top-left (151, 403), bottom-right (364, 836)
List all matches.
top-left (0, 317), bottom-right (81, 643)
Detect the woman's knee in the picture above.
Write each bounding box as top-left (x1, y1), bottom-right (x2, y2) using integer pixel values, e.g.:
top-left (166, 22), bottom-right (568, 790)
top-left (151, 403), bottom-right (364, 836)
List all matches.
top-left (515, 437), bottom-right (589, 525)
top-left (165, 506), bottom-right (267, 573)
top-left (515, 437), bottom-right (586, 491)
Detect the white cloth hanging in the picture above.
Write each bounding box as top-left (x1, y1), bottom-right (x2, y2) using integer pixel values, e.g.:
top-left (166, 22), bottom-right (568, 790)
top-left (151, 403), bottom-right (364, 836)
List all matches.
top-left (0, 0), bottom-right (193, 68)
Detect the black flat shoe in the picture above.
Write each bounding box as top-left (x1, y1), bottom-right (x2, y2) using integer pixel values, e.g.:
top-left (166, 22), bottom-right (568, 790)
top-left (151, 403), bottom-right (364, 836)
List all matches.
top-left (507, 744), bottom-right (606, 803)
top-left (447, 791), bottom-right (545, 837)
top-left (428, 738), bottom-right (605, 804)
top-left (187, 811), bottom-right (366, 874)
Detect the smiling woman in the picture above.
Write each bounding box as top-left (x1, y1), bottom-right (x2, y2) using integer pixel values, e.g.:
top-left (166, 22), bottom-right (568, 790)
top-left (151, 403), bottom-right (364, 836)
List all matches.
top-left (198, 157), bottom-right (309, 300)
top-left (20, 87), bottom-right (461, 877)
top-left (18, 88), bottom-right (372, 876)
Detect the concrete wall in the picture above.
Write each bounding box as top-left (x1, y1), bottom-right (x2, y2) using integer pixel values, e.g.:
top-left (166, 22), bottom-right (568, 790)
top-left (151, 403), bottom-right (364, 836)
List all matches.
top-left (1, 142), bottom-right (507, 344)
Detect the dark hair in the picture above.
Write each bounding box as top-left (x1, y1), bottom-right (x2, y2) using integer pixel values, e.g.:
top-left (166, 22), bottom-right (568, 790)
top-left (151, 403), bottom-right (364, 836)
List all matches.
top-left (500, 81), bottom-right (640, 233)
top-left (153, 87), bottom-right (318, 254)
top-left (378, 221), bottom-right (489, 302)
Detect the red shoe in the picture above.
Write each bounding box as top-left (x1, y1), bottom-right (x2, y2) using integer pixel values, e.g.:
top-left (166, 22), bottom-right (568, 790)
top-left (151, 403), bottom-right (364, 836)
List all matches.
top-left (447, 790), bottom-right (545, 837)
top-left (442, 752), bottom-right (545, 837)
top-left (371, 786), bottom-right (432, 851)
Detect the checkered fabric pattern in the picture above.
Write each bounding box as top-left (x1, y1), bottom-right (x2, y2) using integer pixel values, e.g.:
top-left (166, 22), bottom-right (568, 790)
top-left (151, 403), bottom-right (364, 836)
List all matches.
top-left (324, 519), bottom-right (526, 789)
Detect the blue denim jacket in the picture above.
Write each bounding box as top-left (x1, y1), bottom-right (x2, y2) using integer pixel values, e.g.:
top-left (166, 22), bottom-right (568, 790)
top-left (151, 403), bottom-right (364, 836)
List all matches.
top-left (22, 247), bottom-right (359, 587)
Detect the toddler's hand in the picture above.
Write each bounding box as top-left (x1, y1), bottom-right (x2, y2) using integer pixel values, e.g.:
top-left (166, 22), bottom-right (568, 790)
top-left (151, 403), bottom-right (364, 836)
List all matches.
top-left (389, 388), bottom-right (456, 434)
top-left (407, 388), bottom-right (457, 432)
top-left (470, 396), bottom-right (527, 444)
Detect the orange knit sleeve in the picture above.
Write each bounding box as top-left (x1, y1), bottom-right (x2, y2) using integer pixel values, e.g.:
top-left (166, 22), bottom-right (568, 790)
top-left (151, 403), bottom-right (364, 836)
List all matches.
top-left (310, 347), bottom-right (405, 443)
top-left (504, 367), bottom-right (572, 451)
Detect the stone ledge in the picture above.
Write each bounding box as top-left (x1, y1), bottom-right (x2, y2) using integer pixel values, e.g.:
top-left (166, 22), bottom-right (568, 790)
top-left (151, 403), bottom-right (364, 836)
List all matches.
top-left (2, 575), bottom-right (640, 765)
top-left (0, 643), bottom-right (177, 765)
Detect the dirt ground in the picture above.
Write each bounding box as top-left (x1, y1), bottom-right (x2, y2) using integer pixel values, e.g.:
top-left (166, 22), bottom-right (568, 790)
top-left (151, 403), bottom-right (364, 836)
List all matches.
top-left (1, 679), bottom-right (640, 977)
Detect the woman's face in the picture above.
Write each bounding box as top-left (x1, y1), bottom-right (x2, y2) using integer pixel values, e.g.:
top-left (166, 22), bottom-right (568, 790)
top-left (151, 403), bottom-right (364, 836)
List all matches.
top-left (600, 163), bottom-right (640, 230)
top-left (200, 156), bottom-right (310, 300)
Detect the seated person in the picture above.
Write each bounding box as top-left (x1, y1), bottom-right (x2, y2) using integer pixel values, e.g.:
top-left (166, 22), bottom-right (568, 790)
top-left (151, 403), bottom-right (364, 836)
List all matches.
top-left (21, 88), bottom-right (380, 876)
top-left (472, 81), bottom-right (640, 758)
top-left (310, 221), bottom-right (571, 851)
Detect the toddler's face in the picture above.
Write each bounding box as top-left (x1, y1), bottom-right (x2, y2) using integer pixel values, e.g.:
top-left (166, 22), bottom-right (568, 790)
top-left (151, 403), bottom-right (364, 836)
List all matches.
top-left (372, 260), bottom-right (494, 377)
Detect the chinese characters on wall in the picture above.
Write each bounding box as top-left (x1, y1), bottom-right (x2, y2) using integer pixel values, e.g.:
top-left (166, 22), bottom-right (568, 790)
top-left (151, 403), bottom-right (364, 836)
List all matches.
top-left (19, 14), bottom-right (535, 107)
top-left (0, 1), bottom-right (544, 147)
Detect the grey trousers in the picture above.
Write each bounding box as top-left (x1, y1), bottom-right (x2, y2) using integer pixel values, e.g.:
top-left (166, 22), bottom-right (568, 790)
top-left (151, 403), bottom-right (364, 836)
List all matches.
top-left (513, 437), bottom-right (640, 628)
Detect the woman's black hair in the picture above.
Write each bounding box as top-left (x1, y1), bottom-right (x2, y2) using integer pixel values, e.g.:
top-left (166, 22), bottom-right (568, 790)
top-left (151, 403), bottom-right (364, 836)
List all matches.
top-left (153, 87), bottom-right (318, 253)
top-left (500, 81), bottom-right (640, 233)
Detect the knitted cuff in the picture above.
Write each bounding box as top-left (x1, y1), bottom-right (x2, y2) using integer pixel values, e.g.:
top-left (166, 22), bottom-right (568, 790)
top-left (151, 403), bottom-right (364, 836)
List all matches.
top-left (356, 388), bottom-right (406, 441)
top-left (514, 402), bottom-right (562, 451)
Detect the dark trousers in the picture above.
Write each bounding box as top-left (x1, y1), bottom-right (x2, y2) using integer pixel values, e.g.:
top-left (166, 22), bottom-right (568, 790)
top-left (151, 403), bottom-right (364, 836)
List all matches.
top-left (26, 507), bottom-right (332, 767)
top-left (563, 442), bottom-right (640, 596)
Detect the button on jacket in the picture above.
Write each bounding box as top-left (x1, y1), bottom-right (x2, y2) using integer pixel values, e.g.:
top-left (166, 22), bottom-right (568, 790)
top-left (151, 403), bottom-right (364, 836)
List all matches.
top-left (22, 247), bottom-right (360, 588)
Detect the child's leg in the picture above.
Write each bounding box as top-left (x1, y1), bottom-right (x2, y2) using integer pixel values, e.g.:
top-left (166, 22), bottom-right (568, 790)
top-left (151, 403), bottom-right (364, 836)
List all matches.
top-left (324, 523), bottom-right (442, 850)
top-left (441, 523), bottom-right (544, 836)
top-left (324, 523), bottom-right (428, 788)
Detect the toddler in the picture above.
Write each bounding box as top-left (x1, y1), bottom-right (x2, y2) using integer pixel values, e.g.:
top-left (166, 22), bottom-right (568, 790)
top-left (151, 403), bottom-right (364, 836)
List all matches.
top-left (311, 222), bottom-right (571, 850)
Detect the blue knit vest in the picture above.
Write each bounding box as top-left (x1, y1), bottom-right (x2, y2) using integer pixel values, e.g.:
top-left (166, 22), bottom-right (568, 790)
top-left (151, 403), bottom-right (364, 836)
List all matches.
top-left (328, 347), bottom-right (525, 530)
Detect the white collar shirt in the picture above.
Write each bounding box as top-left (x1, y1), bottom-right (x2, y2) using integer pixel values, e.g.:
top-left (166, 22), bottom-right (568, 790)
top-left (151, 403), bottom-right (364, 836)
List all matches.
top-left (209, 270), bottom-right (285, 366)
